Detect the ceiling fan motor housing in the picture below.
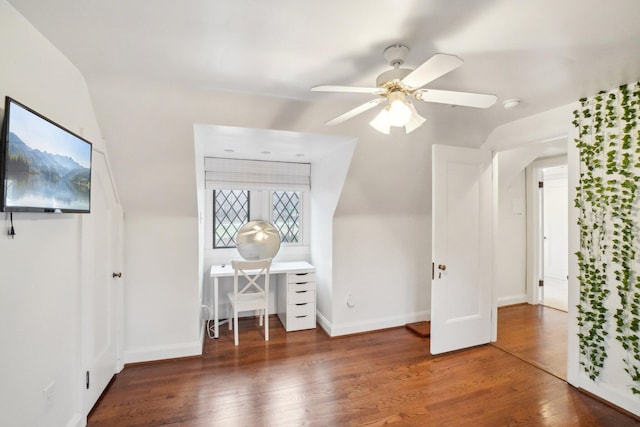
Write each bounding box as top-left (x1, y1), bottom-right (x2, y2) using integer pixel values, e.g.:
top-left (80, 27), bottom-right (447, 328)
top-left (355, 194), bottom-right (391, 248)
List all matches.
top-left (378, 45), bottom-right (413, 88)
top-left (376, 68), bottom-right (413, 88)
top-left (384, 44), bottom-right (409, 67)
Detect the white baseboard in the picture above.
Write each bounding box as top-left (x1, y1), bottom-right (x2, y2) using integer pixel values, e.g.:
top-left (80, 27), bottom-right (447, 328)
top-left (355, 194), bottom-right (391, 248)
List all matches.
top-left (65, 413), bottom-right (83, 427)
top-left (124, 341), bottom-right (202, 365)
top-left (316, 310), bottom-right (331, 335)
top-left (497, 294), bottom-right (527, 307)
top-left (317, 310), bottom-right (430, 337)
top-left (579, 374), bottom-right (640, 418)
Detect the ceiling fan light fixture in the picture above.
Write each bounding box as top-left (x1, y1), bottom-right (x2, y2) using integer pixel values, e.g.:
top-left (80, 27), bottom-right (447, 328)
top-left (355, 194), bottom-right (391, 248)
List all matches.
top-left (387, 99), bottom-right (412, 127)
top-left (404, 102), bottom-right (426, 134)
top-left (369, 107), bottom-right (391, 134)
top-left (370, 91), bottom-right (427, 134)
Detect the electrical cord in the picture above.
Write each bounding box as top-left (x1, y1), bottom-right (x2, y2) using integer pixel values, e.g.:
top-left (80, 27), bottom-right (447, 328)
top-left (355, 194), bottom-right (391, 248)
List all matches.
top-left (8, 212), bottom-right (16, 239)
top-left (202, 304), bottom-right (215, 339)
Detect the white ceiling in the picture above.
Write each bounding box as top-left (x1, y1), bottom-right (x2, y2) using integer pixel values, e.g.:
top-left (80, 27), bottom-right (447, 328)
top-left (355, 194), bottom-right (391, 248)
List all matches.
top-left (193, 124), bottom-right (355, 163)
top-left (7, 0), bottom-right (640, 158)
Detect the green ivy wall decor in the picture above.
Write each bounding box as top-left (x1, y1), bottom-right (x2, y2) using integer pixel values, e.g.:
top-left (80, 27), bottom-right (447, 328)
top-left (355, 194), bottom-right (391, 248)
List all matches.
top-left (573, 81), bottom-right (640, 394)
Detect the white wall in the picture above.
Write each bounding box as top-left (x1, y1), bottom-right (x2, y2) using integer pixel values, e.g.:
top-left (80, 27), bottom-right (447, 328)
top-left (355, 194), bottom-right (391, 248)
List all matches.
top-left (309, 139), bottom-right (357, 331)
top-left (332, 214), bottom-right (430, 335)
top-left (123, 213), bottom-right (201, 363)
top-left (495, 165), bottom-right (527, 306)
top-left (0, 1), bottom-right (107, 426)
top-left (328, 130), bottom-right (433, 335)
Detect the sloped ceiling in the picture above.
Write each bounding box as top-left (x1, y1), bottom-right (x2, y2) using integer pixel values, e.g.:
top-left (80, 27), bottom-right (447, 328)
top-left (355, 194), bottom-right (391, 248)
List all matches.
top-left (6, 0), bottom-right (640, 214)
top-left (9, 0), bottom-right (640, 136)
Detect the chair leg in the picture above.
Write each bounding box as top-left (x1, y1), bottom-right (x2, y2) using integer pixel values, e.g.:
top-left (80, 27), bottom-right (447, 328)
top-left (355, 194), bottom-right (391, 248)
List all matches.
top-left (265, 309), bottom-right (269, 341)
top-left (234, 310), bottom-right (239, 346)
top-left (259, 309), bottom-right (263, 326)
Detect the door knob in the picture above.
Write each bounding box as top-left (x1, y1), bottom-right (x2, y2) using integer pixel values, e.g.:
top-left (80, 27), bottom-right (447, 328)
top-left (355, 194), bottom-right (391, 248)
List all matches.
top-left (112, 272), bottom-right (122, 278)
top-left (438, 264), bottom-right (447, 271)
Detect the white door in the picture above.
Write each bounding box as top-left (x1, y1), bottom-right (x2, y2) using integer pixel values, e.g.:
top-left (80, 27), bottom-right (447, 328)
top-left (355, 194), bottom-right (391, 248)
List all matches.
top-left (431, 145), bottom-right (493, 354)
top-left (81, 150), bottom-right (123, 413)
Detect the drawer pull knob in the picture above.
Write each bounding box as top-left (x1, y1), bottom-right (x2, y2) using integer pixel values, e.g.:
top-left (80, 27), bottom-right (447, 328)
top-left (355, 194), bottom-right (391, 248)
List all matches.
top-left (295, 290), bottom-right (307, 294)
top-left (295, 303), bottom-right (307, 306)
top-left (295, 273), bottom-right (309, 277)
top-left (295, 315), bottom-right (308, 318)
top-left (296, 282), bottom-right (308, 285)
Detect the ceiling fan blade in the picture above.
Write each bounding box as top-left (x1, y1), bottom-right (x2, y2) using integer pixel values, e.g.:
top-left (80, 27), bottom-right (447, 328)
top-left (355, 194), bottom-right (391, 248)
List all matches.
top-left (326, 98), bottom-right (386, 126)
top-left (415, 89), bottom-right (497, 108)
top-left (401, 53), bottom-right (463, 89)
top-left (312, 85), bottom-right (384, 95)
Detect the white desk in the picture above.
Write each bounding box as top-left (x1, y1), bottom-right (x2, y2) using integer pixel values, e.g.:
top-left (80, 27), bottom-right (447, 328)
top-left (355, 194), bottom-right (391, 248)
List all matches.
top-left (209, 261), bottom-right (315, 338)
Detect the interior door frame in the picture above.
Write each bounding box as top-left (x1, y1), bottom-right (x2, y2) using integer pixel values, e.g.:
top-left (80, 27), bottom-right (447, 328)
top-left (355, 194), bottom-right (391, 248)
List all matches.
top-left (525, 155), bottom-right (568, 306)
top-left (80, 147), bottom-right (124, 419)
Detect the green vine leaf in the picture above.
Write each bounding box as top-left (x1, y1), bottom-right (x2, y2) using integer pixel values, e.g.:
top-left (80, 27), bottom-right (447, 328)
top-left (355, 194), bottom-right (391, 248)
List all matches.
top-left (574, 81), bottom-right (640, 394)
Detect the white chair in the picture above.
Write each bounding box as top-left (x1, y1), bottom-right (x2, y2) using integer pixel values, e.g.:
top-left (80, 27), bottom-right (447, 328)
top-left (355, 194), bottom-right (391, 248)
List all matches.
top-left (227, 258), bottom-right (272, 346)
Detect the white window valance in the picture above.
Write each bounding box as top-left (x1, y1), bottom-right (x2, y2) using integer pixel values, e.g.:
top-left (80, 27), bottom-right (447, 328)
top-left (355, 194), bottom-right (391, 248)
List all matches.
top-left (205, 157), bottom-right (311, 191)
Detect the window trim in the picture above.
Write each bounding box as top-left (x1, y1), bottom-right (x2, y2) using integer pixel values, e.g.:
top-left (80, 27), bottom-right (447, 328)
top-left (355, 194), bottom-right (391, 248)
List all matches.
top-left (212, 189), bottom-right (250, 249)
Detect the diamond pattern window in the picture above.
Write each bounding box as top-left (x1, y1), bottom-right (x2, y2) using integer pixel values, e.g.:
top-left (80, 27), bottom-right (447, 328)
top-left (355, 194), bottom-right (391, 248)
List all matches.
top-left (213, 190), bottom-right (250, 248)
top-left (272, 191), bottom-right (301, 244)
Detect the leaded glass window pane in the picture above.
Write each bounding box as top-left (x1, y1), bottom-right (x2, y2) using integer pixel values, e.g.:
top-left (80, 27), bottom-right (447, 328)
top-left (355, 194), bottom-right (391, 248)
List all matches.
top-left (272, 191), bottom-right (300, 244)
top-left (214, 190), bottom-right (249, 248)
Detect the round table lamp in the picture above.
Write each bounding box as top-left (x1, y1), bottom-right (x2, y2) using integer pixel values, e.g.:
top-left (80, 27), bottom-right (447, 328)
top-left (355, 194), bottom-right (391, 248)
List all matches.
top-left (235, 220), bottom-right (281, 260)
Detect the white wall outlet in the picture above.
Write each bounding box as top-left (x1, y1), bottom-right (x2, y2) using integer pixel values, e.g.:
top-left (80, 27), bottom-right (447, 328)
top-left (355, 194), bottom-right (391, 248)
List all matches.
top-left (43, 381), bottom-right (55, 412)
top-left (346, 293), bottom-right (356, 308)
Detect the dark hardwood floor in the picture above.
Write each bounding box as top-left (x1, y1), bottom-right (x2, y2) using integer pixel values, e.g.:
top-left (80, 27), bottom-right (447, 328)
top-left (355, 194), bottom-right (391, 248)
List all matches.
top-left (88, 311), bottom-right (638, 426)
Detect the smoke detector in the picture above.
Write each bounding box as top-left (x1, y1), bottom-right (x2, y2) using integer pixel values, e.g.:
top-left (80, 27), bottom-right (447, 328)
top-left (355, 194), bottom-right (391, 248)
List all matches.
top-left (503, 99), bottom-right (521, 110)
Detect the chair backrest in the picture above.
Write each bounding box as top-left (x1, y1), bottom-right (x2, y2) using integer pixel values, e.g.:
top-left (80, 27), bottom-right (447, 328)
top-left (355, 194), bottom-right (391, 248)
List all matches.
top-left (231, 258), bottom-right (272, 297)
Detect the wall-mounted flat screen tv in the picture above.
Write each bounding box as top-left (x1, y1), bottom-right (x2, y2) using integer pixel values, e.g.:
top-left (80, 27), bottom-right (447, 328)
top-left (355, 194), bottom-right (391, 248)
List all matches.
top-left (0, 97), bottom-right (92, 213)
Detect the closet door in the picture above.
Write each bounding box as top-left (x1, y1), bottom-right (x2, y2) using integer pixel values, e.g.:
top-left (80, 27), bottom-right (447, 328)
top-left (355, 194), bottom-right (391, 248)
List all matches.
top-left (81, 149), bottom-right (123, 414)
top-left (431, 144), bottom-right (493, 354)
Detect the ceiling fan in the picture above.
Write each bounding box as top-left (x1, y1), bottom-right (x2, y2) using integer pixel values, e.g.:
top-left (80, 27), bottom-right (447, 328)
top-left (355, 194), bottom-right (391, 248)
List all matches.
top-left (311, 45), bottom-right (497, 134)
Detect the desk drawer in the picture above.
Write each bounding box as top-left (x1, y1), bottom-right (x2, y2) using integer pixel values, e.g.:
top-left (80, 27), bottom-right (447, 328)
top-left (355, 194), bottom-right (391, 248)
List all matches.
top-left (285, 313), bottom-right (316, 331)
top-left (289, 287), bottom-right (315, 304)
top-left (288, 272), bottom-right (315, 284)
top-left (288, 301), bottom-right (314, 316)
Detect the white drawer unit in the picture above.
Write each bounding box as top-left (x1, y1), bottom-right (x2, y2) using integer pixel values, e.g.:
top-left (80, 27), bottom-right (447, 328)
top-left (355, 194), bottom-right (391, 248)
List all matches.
top-left (277, 269), bottom-right (316, 331)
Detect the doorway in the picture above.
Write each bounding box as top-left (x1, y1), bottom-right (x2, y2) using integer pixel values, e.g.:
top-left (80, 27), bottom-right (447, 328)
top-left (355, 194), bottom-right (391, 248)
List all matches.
top-left (540, 164), bottom-right (568, 311)
top-left (494, 147), bottom-right (569, 379)
top-left (526, 158), bottom-right (569, 311)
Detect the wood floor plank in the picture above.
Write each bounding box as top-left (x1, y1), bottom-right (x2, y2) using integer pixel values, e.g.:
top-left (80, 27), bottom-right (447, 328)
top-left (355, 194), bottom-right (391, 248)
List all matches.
top-left (88, 314), bottom-right (638, 426)
top-left (494, 304), bottom-right (568, 380)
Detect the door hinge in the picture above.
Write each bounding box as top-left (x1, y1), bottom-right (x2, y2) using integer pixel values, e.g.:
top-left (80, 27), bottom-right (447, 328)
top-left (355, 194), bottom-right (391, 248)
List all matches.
top-left (538, 181), bottom-right (544, 188)
top-left (538, 279), bottom-right (544, 287)
top-left (86, 371), bottom-right (90, 390)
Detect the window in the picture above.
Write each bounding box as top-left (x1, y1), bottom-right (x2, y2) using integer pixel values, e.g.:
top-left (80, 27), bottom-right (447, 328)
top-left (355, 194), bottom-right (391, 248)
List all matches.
top-left (206, 158), bottom-right (310, 251)
top-left (272, 191), bottom-right (301, 243)
top-left (213, 189), bottom-right (249, 248)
